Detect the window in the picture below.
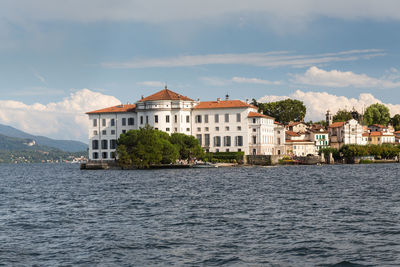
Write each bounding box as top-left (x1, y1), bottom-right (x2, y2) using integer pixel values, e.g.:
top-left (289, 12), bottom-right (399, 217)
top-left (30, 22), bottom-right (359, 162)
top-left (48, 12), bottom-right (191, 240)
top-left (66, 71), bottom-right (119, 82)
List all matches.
top-left (252, 136), bottom-right (257, 144)
top-left (215, 114), bottom-right (219, 123)
top-left (140, 116), bottom-right (143, 124)
top-left (174, 115), bottom-right (178, 123)
top-left (122, 130), bottom-right (126, 134)
top-left (215, 127), bottom-right (219, 131)
top-left (252, 149), bottom-right (256, 155)
top-left (154, 115), bottom-right (158, 123)
top-left (216, 149), bottom-right (219, 152)
top-left (92, 152), bottom-right (98, 159)
top-left (195, 115), bottom-right (202, 123)
top-left (102, 119), bottom-right (106, 127)
top-left (102, 152), bottom-right (108, 159)
top-left (277, 138), bottom-right (281, 145)
top-left (174, 128), bottom-right (177, 132)
top-left (122, 118), bottom-right (127, 126)
top-left (111, 130), bottom-right (115, 135)
top-left (146, 116), bottom-right (149, 124)
top-left (252, 118), bottom-right (256, 123)
top-left (237, 126), bottom-right (241, 131)
top-left (186, 115), bottom-right (190, 123)
top-left (111, 119), bottom-right (115, 126)
top-left (110, 139), bottom-right (117, 149)
top-left (225, 126), bottom-right (229, 131)
top-left (226, 149), bottom-right (229, 152)
top-left (101, 140), bottom-right (108, 149)
top-left (236, 113), bottom-right (241, 122)
top-left (127, 118), bottom-right (134, 126)
top-left (196, 134), bottom-right (202, 146)
top-left (204, 114), bottom-right (209, 123)
top-left (93, 119), bottom-right (97, 127)
top-left (111, 152), bottom-right (116, 159)
top-left (166, 128), bottom-right (170, 131)
top-left (186, 128), bottom-right (190, 131)
top-left (166, 115), bottom-right (170, 123)
top-left (236, 136), bottom-right (243, 146)
top-left (92, 140), bottom-right (99, 150)
top-left (214, 136), bottom-right (221, 147)
top-left (277, 130), bottom-right (280, 134)
top-left (205, 134), bottom-right (210, 146)
top-left (224, 136), bottom-right (231, 146)
top-left (197, 127), bottom-right (201, 132)
top-left (93, 130), bottom-right (98, 135)
top-left (205, 127), bottom-right (209, 131)
top-left (253, 128), bottom-right (256, 132)
top-left (225, 114), bottom-right (229, 122)
top-left (102, 130), bottom-right (107, 135)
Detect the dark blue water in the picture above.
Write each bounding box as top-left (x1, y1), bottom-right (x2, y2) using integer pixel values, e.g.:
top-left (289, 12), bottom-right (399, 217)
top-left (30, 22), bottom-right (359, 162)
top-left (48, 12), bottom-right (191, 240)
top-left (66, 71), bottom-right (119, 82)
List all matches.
top-left (1, 164), bottom-right (400, 266)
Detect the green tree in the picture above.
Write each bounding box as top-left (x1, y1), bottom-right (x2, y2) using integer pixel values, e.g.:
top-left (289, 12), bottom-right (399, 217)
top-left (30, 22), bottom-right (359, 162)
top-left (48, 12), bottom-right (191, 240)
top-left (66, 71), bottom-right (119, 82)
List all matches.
top-left (254, 99), bottom-right (306, 124)
top-left (363, 103), bottom-right (391, 126)
top-left (390, 114), bottom-right (400, 131)
top-left (117, 125), bottom-right (178, 168)
top-left (170, 133), bottom-right (204, 161)
top-left (333, 109), bottom-right (353, 122)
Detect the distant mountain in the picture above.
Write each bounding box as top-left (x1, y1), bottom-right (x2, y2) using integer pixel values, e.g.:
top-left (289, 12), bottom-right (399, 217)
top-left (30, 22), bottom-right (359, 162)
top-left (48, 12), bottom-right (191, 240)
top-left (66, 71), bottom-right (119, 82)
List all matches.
top-left (0, 124), bottom-right (88, 152)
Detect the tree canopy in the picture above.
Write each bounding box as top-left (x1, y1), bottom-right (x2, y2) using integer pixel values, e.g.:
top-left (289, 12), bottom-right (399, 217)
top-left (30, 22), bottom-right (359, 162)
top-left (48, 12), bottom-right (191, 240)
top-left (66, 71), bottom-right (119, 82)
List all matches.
top-left (333, 109), bottom-right (353, 122)
top-left (252, 98), bottom-right (306, 124)
top-left (390, 114), bottom-right (400, 131)
top-left (116, 126), bottom-right (203, 168)
top-left (363, 103), bottom-right (391, 126)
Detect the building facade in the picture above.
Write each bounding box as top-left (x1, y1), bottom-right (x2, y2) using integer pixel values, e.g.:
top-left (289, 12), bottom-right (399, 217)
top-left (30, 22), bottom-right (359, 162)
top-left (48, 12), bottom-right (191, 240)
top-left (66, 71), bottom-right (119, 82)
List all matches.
top-left (87, 88), bottom-right (282, 160)
top-left (328, 119), bottom-right (364, 149)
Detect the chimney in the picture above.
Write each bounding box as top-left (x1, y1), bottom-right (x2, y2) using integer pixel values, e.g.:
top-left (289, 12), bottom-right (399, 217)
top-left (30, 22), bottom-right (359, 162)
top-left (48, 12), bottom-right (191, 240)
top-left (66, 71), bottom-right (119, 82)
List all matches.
top-left (225, 94), bottom-right (229, 100)
top-left (141, 95), bottom-right (144, 99)
top-left (246, 98), bottom-right (249, 104)
top-left (217, 98), bottom-right (221, 102)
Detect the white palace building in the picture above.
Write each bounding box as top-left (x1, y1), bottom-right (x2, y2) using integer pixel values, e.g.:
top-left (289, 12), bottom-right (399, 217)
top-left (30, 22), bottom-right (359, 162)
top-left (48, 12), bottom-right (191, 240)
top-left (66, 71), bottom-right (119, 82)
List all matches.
top-left (86, 87), bottom-right (283, 161)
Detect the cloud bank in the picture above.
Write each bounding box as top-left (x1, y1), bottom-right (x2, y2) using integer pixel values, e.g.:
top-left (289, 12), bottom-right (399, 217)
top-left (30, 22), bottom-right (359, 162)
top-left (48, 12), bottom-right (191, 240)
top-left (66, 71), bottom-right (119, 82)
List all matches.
top-left (293, 66), bottom-right (400, 88)
top-left (102, 49), bottom-right (383, 69)
top-left (0, 89), bottom-right (121, 142)
top-left (258, 90), bottom-right (400, 121)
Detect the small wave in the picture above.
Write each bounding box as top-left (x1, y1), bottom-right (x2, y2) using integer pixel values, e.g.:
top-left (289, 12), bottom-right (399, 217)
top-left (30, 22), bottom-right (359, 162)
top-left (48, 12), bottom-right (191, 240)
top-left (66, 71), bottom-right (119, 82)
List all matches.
top-left (324, 261), bottom-right (369, 267)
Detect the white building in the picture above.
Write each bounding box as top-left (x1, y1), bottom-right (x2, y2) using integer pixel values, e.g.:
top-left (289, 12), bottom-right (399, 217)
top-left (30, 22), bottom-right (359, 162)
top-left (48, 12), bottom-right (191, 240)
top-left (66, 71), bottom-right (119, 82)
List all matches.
top-left (285, 131), bottom-right (317, 156)
top-left (328, 119), bottom-right (364, 149)
top-left (86, 88), bottom-right (282, 160)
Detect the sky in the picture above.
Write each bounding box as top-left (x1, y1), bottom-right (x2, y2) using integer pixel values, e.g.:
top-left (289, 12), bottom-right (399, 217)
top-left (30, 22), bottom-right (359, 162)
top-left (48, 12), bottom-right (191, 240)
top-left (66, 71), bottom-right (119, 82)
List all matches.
top-left (1, 0), bottom-right (400, 142)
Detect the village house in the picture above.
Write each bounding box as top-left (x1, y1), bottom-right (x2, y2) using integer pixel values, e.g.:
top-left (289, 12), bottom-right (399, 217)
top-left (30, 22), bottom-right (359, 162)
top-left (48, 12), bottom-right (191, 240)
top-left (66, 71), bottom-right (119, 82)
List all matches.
top-left (86, 87), bottom-right (285, 160)
top-left (285, 131), bottom-right (316, 156)
top-left (328, 119), bottom-right (364, 149)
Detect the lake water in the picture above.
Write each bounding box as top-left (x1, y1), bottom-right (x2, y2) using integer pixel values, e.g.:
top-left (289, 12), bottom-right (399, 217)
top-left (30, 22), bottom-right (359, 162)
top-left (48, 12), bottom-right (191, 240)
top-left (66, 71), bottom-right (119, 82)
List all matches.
top-left (1, 163), bottom-right (400, 266)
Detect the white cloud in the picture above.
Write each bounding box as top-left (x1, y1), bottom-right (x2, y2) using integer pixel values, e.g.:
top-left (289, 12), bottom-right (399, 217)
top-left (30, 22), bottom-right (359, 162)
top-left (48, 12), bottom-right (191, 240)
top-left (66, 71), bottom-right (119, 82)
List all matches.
top-left (232, 77), bottom-right (281, 85)
top-left (258, 90), bottom-right (400, 121)
top-left (102, 49), bottom-right (383, 69)
top-left (0, 89), bottom-right (121, 142)
top-left (136, 81), bottom-right (165, 87)
top-left (293, 66), bottom-right (400, 88)
top-left (3, 0), bottom-right (400, 25)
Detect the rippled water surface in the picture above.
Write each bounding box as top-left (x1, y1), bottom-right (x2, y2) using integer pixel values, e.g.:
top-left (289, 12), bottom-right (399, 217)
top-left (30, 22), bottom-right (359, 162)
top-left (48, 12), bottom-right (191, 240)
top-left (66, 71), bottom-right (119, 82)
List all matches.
top-left (1, 164), bottom-right (400, 266)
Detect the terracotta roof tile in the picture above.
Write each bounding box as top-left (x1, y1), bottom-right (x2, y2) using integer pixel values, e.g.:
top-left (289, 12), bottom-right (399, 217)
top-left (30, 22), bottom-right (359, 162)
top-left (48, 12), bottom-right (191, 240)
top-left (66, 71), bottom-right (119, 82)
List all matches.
top-left (194, 100), bottom-right (255, 109)
top-left (138, 88), bottom-right (193, 102)
top-left (370, 131), bottom-right (383, 136)
top-left (248, 111), bottom-right (274, 119)
top-left (286, 131), bottom-right (301, 136)
top-left (285, 140), bottom-right (313, 143)
top-left (86, 104), bottom-right (136, 114)
top-left (328, 121), bottom-right (345, 128)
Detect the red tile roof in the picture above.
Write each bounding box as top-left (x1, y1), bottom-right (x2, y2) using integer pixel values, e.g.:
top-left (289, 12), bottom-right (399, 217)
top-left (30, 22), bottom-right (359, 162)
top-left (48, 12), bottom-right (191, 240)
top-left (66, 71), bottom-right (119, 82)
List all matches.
top-left (194, 100), bottom-right (255, 109)
top-left (395, 131), bottom-right (400, 134)
top-left (328, 121), bottom-right (345, 128)
top-left (248, 111), bottom-right (274, 119)
top-left (362, 133), bottom-right (369, 137)
top-left (138, 88), bottom-right (193, 102)
top-left (86, 104), bottom-right (136, 114)
top-left (286, 131), bottom-right (301, 137)
top-left (371, 124), bottom-right (386, 128)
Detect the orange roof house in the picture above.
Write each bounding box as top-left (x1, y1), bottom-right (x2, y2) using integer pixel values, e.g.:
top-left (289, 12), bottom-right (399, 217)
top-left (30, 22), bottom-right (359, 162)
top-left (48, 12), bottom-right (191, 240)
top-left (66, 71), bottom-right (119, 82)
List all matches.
top-left (86, 104), bottom-right (136, 114)
top-left (194, 100), bottom-right (255, 109)
top-left (247, 111), bottom-right (274, 119)
top-left (138, 88), bottom-right (193, 102)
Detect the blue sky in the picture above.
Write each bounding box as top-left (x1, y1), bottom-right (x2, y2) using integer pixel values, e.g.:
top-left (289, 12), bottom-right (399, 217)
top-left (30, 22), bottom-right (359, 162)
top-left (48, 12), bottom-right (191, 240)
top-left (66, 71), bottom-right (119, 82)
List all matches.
top-left (1, 0), bottom-right (400, 141)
